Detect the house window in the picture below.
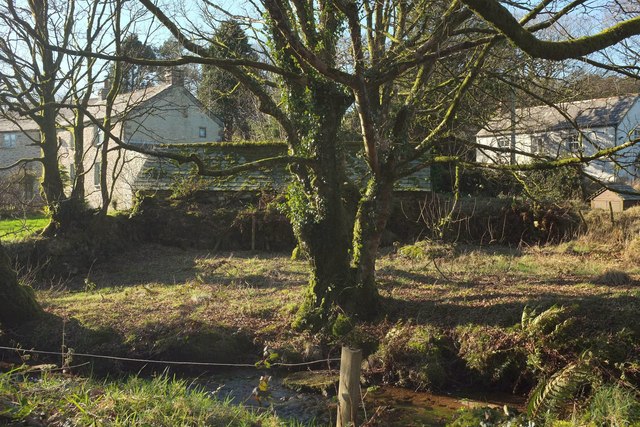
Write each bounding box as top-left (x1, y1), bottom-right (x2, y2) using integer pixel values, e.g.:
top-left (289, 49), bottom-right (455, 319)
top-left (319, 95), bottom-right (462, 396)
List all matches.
top-left (632, 126), bottom-right (640, 140)
top-left (565, 134), bottom-right (581, 151)
top-left (496, 136), bottom-right (510, 148)
top-left (532, 136), bottom-right (546, 154)
top-left (199, 127), bottom-right (207, 138)
top-left (3, 133), bottom-right (17, 148)
top-left (67, 130), bottom-right (75, 149)
top-left (94, 162), bottom-right (101, 187)
top-left (23, 175), bottom-right (35, 200)
top-left (94, 127), bottom-right (103, 146)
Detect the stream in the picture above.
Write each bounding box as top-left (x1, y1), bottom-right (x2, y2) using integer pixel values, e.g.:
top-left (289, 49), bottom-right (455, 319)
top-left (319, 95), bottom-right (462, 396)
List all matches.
top-left (198, 369), bottom-right (525, 426)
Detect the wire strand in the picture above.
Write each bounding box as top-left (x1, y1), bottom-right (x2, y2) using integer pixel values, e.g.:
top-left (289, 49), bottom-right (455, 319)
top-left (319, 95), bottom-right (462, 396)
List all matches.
top-left (0, 345), bottom-right (340, 368)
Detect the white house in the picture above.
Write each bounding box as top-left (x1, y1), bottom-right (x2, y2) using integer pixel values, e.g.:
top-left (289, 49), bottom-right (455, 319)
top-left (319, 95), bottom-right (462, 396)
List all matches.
top-left (476, 94), bottom-right (640, 183)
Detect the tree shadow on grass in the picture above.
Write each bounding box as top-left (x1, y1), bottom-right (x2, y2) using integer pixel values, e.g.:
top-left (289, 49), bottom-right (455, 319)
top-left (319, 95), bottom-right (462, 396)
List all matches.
top-left (80, 244), bottom-right (306, 290)
top-left (380, 292), bottom-right (640, 331)
top-left (1, 312), bottom-right (125, 371)
top-left (377, 267), bottom-right (440, 287)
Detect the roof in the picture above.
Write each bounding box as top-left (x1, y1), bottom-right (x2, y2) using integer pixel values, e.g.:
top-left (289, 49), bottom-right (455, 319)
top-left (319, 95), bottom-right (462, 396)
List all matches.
top-left (0, 82), bottom-right (223, 131)
top-left (132, 143), bottom-right (432, 193)
top-left (589, 183), bottom-right (640, 201)
top-left (477, 94), bottom-right (639, 137)
top-left (84, 83), bottom-right (172, 120)
top-left (0, 114), bottom-right (40, 132)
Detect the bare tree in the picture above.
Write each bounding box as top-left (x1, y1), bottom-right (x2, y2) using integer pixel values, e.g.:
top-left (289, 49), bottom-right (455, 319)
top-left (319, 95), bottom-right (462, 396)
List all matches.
top-left (0, 0), bottom-right (120, 231)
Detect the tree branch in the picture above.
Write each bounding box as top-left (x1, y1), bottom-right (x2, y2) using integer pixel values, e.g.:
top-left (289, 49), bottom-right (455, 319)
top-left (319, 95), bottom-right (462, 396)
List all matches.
top-left (462, 0), bottom-right (640, 60)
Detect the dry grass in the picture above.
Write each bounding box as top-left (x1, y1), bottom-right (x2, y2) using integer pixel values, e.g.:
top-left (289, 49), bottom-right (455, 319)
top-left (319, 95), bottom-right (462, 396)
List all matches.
top-left (377, 245), bottom-right (639, 330)
top-left (593, 269), bottom-right (633, 286)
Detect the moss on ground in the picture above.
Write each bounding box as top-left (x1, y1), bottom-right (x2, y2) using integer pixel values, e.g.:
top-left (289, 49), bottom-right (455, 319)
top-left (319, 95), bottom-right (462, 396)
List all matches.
top-left (282, 370), bottom-right (338, 395)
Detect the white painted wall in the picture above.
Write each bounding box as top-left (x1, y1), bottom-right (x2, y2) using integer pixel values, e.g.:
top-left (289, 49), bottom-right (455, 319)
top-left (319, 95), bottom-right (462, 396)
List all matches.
top-left (476, 117), bottom-right (640, 183)
top-left (614, 99), bottom-right (640, 181)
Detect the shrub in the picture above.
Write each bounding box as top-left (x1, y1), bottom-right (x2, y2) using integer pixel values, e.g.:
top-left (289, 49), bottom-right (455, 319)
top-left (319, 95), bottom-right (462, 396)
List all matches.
top-left (0, 172), bottom-right (42, 215)
top-left (403, 194), bottom-right (583, 245)
top-left (131, 193), bottom-right (296, 251)
top-left (593, 269), bottom-right (633, 286)
top-left (582, 206), bottom-right (640, 248)
top-left (455, 325), bottom-right (526, 388)
top-left (624, 237), bottom-right (640, 263)
top-left (331, 313), bottom-right (353, 337)
top-left (367, 323), bottom-right (451, 390)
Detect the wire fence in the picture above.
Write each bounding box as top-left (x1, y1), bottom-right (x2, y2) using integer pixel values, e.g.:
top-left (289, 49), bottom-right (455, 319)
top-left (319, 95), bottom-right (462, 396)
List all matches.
top-left (0, 345), bottom-right (341, 369)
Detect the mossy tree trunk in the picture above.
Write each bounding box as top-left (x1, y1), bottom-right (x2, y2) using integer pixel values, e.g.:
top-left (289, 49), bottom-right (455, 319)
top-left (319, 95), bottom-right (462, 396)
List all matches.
top-left (34, 0), bottom-right (83, 235)
top-left (0, 242), bottom-right (42, 328)
top-left (288, 82), bottom-right (386, 328)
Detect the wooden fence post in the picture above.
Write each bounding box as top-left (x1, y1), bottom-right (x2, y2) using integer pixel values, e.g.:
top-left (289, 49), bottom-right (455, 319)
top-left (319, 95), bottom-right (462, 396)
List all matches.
top-left (609, 201), bottom-right (615, 226)
top-left (337, 346), bottom-right (362, 427)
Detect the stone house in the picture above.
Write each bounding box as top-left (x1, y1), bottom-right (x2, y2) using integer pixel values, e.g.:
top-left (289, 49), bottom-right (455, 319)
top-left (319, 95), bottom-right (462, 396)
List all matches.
top-left (476, 94), bottom-right (640, 183)
top-left (62, 71), bottom-right (224, 210)
top-left (1, 70), bottom-right (431, 212)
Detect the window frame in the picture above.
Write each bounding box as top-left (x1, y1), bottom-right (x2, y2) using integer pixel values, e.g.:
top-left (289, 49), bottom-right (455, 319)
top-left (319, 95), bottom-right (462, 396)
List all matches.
top-left (496, 136), bottom-right (510, 148)
top-left (531, 135), bottom-right (546, 155)
top-left (94, 126), bottom-right (104, 146)
top-left (93, 162), bottom-right (101, 188)
top-left (564, 133), bottom-right (581, 152)
top-left (3, 133), bottom-right (17, 148)
top-left (199, 127), bottom-right (207, 138)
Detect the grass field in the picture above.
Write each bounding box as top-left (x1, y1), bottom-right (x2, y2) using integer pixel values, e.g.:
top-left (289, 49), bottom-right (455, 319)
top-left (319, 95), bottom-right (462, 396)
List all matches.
top-left (0, 214), bottom-right (48, 241)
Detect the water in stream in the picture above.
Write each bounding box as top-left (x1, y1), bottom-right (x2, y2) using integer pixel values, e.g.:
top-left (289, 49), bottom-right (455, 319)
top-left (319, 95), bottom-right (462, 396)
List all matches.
top-left (199, 369), bottom-right (525, 426)
top-left (201, 370), bottom-right (332, 425)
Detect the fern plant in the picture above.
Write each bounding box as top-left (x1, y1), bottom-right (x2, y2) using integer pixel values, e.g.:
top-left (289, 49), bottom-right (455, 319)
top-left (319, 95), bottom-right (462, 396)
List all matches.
top-left (519, 305), bottom-right (575, 374)
top-left (527, 355), bottom-right (597, 422)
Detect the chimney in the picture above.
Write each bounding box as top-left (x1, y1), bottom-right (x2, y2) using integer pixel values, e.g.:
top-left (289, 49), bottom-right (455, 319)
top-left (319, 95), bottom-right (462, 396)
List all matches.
top-left (100, 79), bottom-right (111, 100)
top-left (165, 68), bottom-right (185, 87)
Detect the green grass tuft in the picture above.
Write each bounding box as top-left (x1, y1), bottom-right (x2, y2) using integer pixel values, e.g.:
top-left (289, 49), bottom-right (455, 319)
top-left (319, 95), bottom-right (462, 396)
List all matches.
top-left (0, 214), bottom-right (49, 241)
top-left (0, 368), bottom-right (303, 426)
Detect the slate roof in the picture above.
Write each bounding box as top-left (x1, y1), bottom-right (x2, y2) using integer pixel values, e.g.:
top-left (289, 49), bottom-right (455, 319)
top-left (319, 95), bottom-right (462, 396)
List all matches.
top-left (132, 143), bottom-right (431, 193)
top-left (1, 82), bottom-right (222, 131)
top-left (134, 143), bottom-right (290, 192)
top-left (589, 183), bottom-right (640, 201)
top-left (84, 84), bottom-right (172, 120)
top-left (477, 94), bottom-right (639, 137)
top-left (0, 114), bottom-right (40, 132)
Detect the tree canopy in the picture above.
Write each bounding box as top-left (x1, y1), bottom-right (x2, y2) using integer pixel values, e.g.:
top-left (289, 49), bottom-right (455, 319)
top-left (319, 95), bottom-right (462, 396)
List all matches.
top-left (198, 20), bottom-right (257, 141)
